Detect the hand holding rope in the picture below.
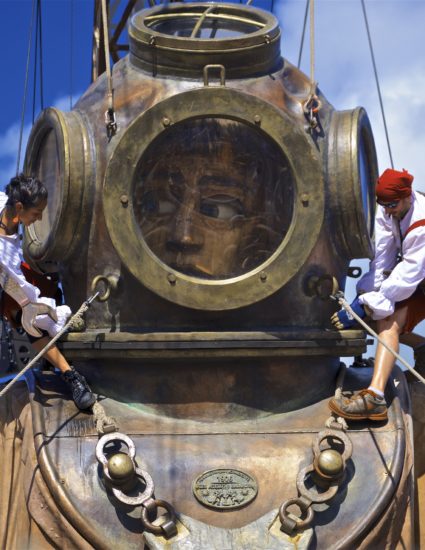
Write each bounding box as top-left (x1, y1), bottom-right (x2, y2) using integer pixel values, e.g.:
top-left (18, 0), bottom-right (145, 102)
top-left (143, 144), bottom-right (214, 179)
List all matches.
top-left (331, 290), bottom-right (425, 385)
top-left (0, 292), bottom-right (99, 399)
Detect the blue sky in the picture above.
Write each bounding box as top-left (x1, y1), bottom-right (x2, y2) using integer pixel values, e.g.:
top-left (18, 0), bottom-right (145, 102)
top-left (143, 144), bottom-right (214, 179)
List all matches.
top-left (0, 0), bottom-right (424, 363)
top-left (1, 0), bottom-right (424, 186)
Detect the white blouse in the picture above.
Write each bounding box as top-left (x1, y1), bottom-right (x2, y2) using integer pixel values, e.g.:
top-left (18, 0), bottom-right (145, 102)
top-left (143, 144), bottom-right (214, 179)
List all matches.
top-left (357, 190), bottom-right (425, 319)
top-left (0, 191), bottom-right (71, 336)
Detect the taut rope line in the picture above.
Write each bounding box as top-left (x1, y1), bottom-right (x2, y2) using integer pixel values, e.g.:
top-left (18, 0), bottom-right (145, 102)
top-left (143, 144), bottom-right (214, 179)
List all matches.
top-left (332, 291), bottom-right (425, 385)
top-left (0, 292), bottom-right (99, 399)
top-left (17, 0), bottom-right (37, 175)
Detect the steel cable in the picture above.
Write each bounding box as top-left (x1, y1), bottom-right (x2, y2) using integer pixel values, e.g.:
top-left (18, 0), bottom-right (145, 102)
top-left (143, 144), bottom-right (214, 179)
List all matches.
top-left (16, 0), bottom-right (37, 175)
top-left (361, 0), bottom-right (394, 168)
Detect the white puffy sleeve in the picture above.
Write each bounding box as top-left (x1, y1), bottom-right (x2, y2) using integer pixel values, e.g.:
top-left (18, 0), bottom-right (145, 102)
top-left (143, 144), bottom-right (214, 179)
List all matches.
top-left (359, 226), bottom-right (425, 319)
top-left (356, 207), bottom-right (398, 293)
top-left (0, 236), bottom-right (44, 305)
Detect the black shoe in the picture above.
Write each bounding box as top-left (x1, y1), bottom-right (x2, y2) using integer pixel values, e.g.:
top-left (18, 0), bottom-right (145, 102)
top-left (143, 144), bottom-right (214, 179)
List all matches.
top-left (62, 367), bottom-right (97, 410)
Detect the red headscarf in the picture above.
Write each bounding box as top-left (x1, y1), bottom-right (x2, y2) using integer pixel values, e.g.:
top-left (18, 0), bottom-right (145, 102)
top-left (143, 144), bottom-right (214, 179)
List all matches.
top-left (376, 168), bottom-right (414, 202)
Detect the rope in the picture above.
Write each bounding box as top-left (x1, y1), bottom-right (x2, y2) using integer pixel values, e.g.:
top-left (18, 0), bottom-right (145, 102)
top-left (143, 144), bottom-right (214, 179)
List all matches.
top-left (101, 0), bottom-right (117, 138)
top-left (297, 0), bottom-right (309, 69)
top-left (334, 362), bottom-right (346, 401)
top-left (32, 0), bottom-right (39, 124)
top-left (334, 292), bottom-right (425, 385)
top-left (0, 293), bottom-right (99, 399)
top-left (309, 0), bottom-right (315, 87)
top-left (32, 0), bottom-right (44, 124)
top-left (70, 0), bottom-right (74, 110)
top-left (299, 0), bottom-right (320, 131)
top-left (361, 0), bottom-right (394, 169)
top-left (17, 0), bottom-right (37, 175)
top-left (325, 362), bottom-right (348, 430)
top-left (38, 0), bottom-right (44, 111)
top-left (93, 401), bottom-right (118, 434)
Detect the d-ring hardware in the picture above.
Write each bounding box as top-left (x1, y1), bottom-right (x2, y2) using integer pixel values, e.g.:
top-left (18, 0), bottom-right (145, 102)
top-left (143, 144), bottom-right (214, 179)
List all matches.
top-left (96, 432), bottom-right (136, 467)
top-left (203, 64), bottom-right (226, 87)
top-left (91, 274), bottom-right (119, 302)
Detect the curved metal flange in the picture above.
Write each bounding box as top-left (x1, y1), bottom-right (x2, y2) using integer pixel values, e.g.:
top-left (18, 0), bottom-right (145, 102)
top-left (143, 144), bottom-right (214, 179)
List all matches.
top-left (23, 107), bottom-right (94, 265)
top-left (103, 86), bottom-right (324, 310)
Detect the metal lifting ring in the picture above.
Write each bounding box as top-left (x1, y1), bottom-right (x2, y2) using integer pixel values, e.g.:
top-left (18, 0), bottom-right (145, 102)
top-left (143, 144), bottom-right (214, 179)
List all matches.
top-left (96, 432), bottom-right (136, 467)
top-left (313, 429), bottom-right (353, 463)
top-left (91, 275), bottom-right (111, 302)
top-left (296, 465), bottom-right (339, 503)
top-left (112, 468), bottom-right (155, 506)
top-left (303, 94), bottom-right (321, 115)
top-left (279, 497), bottom-right (314, 531)
top-left (141, 499), bottom-right (177, 535)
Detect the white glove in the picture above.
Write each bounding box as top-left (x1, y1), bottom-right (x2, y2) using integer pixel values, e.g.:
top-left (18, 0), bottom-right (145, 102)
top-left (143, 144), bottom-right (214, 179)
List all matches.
top-left (35, 304), bottom-right (72, 337)
top-left (0, 267), bottom-right (58, 337)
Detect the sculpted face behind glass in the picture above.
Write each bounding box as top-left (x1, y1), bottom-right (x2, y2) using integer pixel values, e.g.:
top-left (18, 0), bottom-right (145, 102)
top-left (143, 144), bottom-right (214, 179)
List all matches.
top-left (134, 119), bottom-right (294, 279)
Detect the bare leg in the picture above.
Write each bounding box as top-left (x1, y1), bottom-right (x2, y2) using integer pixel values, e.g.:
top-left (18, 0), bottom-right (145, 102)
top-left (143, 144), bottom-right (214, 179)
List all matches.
top-left (369, 305), bottom-right (408, 393)
top-left (31, 337), bottom-right (71, 374)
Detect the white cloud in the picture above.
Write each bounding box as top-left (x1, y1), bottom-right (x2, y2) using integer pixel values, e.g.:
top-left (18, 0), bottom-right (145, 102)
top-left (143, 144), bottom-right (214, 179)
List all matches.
top-left (276, 0), bottom-right (425, 187)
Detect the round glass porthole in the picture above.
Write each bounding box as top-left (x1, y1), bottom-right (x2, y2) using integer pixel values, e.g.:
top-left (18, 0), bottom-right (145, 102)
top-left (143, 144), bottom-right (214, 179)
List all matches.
top-left (103, 87), bottom-right (324, 310)
top-left (23, 108), bottom-right (93, 266)
top-left (327, 107), bottom-right (377, 259)
top-left (133, 117), bottom-right (294, 280)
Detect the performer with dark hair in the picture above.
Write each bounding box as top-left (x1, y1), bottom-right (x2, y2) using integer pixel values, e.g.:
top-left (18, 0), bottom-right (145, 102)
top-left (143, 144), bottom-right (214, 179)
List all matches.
top-left (0, 173), bottom-right (96, 410)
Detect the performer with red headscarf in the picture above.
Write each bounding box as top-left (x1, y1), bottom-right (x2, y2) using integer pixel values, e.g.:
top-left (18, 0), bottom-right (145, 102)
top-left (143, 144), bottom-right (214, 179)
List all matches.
top-left (329, 168), bottom-right (425, 421)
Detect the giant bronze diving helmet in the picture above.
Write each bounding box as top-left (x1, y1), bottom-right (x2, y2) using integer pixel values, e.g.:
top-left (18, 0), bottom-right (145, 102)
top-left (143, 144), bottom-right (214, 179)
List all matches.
top-left (21, 3), bottom-right (413, 549)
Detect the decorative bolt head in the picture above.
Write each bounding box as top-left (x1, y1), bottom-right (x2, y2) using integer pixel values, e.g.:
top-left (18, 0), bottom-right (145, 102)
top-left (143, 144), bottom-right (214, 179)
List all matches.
top-left (300, 193), bottom-right (309, 206)
top-left (162, 117), bottom-right (171, 127)
top-left (120, 194), bottom-right (129, 206)
top-left (260, 271), bottom-right (267, 282)
top-left (317, 449), bottom-right (344, 477)
top-left (107, 452), bottom-right (135, 481)
top-left (167, 273), bottom-right (177, 285)
top-left (254, 115), bottom-right (261, 125)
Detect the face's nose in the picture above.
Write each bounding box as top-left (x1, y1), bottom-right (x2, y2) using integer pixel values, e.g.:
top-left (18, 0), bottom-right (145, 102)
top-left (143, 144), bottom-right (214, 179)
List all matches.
top-left (166, 202), bottom-right (204, 253)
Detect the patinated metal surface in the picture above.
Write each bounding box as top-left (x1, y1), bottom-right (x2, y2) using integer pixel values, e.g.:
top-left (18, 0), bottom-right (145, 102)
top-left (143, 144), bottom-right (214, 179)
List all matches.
top-left (27, 365), bottom-right (411, 548)
top-left (22, 1), bottom-right (377, 334)
top-left (102, 86), bottom-right (324, 310)
top-left (129, 3), bottom-right (281, 78)
top-left (11, 2), bottom-right (412, 549)
top-left (192, 469), bottom-right (258, 510)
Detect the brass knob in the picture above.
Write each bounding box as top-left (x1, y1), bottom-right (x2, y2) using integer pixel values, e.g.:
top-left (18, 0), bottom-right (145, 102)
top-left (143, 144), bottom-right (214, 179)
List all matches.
top-left (107, 452), bottom-right (135, 482)
top-left (317, 449), bottom-right (344, 477)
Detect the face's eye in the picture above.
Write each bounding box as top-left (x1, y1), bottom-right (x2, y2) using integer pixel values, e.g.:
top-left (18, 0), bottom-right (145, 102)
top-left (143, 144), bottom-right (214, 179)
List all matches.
top-left (139, 191), bottom-right (176, 216)
top-left (140, 191), bottom-right (158, 214)
top-left (200, 195), bottom-right (244, 220)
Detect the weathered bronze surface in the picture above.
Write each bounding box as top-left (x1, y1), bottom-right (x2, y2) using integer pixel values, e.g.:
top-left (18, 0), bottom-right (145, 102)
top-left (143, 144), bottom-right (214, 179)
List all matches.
top-left (192, 469), bottom-right (258, 510)
top-left (317, 449), bottom-right (344, 477)
top-left (19, 365), bottom-right (412, 548)
top-left (0, 1), bottom-right (412, 549)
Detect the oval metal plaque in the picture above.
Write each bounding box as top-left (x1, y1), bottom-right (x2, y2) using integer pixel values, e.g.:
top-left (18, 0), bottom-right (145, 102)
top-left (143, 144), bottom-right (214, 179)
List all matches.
top-left (193, 469), bottom-right (258, 510)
